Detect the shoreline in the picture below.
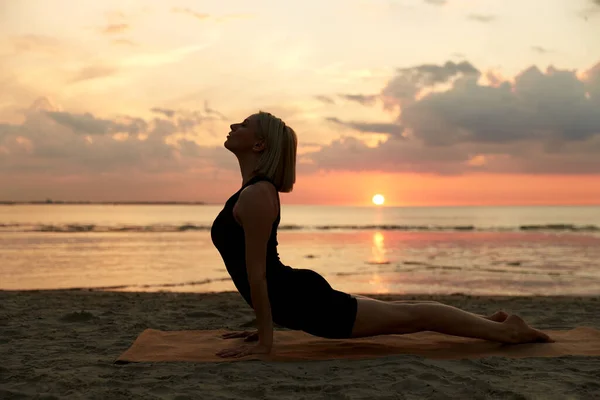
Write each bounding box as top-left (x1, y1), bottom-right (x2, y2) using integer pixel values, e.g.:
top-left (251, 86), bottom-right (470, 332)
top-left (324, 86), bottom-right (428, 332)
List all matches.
top-left (3, 287), bottom-right (600, 298)
top-left (1, 290), bottom-right (599, 399)
top-left (0, 202), bottom-right (211, 206)
top-left (3, 288), bottom-right (600, 300)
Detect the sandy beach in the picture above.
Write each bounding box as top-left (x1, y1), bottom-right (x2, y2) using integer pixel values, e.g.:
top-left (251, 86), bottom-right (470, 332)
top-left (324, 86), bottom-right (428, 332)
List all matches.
top-left (0, 290), bottom-right (598, 399)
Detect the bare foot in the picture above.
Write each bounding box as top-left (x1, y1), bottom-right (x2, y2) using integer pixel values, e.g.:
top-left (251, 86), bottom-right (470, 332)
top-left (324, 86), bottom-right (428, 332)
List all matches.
top-left (485, 311), bottom-right (509, 322)
top-left (501, 315), bottom-right (553, 344)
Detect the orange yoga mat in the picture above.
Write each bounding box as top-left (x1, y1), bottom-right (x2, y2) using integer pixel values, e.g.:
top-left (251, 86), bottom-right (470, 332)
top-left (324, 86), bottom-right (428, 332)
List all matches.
top-left (115, 327), bottom-right (600, 363)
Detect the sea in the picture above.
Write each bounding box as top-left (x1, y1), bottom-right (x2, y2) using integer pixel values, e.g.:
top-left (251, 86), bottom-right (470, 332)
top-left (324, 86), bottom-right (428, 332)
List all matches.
top-left (1, 204), bottom-right (599, 296)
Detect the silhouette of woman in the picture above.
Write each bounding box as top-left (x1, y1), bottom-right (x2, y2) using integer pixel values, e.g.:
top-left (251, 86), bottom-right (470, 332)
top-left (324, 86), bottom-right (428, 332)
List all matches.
top-left (211, 111), bottom-right (550, 358)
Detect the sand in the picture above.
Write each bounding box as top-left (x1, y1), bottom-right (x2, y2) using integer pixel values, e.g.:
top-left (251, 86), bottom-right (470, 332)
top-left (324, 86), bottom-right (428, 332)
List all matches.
top-left (1, 290), bottom-right (599, 399)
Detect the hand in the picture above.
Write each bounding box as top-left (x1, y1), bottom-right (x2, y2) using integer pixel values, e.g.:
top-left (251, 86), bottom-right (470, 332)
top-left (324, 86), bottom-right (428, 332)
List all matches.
top-left (221, 330), bottom-right (259, 342)
top-left (216, 342), bottom-right (272, 358)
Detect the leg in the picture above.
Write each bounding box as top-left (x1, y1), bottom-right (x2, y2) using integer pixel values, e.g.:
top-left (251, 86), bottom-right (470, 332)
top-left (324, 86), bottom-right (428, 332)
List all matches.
top-left (350, 297), bottom-right (550, 344)
top-left (351, 294), bottom-right (508, 322)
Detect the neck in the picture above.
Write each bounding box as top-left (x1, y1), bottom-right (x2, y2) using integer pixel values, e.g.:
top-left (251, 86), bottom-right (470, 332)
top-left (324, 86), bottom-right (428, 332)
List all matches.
top-left (236, 153), bottom-right (260, 187)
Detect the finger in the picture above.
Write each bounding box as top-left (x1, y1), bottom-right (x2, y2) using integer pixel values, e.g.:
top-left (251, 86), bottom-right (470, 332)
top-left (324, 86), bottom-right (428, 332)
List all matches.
top-left (222, 332), bottom-right (245, 339)
top-left (218, 347), bottom-right (244, 357)
top-left (216, 348), bottom-right (234, 355)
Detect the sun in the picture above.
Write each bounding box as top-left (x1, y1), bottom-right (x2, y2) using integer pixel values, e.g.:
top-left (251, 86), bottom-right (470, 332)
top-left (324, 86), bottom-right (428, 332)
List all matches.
top-left (372, 194), bottom-right (385, 206)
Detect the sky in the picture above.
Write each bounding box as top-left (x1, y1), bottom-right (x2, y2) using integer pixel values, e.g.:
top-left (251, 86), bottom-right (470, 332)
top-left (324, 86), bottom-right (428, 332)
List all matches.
top-left (1, 0), bottom-right (599, 206)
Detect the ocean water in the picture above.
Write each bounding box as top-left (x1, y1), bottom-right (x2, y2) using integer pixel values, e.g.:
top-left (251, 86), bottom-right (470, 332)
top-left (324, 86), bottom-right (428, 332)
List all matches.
top-left (1, 204), bottom-right (599, 296)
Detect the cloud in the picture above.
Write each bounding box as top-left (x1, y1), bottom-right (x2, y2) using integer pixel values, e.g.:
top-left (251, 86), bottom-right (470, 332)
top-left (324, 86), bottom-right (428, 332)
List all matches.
top-left (151, 104), bottom-right (227, 124)
top-left (585, 62), bottom-right (600, 100)
top-left (424, 0), bottom-right (447, 5)
top-left (382, 61), bottom-right (480, 106)
top-left (392, 62), bottom-right (600, 145)
top-left (307, 61), bottom-right (600, 175)
top-left (4, 60), bottom-right (600, 183)
top-left (172, 7), bottom-right (210, 20)
top-left (580, 0), bottom-right (600, 19)
top-left (101, 23), bottom-right (130, 34)
top-left (338, 94), bottom-right (378, 106)
top-left (467, 14), bottom-right (496, 23)
top-left (0, 98), bottom-right (231, 177)
top-left (214, 14), bottom-right (254, 22)
top-left (309, 134), bottom-right (600, 175)
top-left (204, 101), bottom-right (228, 120)
top-left (172, 7), bottom-right (252, 22)
top-left (308, 135), bottom-right (468, 175)
top-left (484, 71), bottom-right (503, 86)
top-left (151, 108), bottom-right (175, 118)
top-left (531, 46), bottom-right (551, 54)
top-left (105, 10), bottom-right (127, 21)
top-left (0, 123), bottom-right (19, 138)
top-left (119, 45), bottom-right (209, 68)
top-left (69, 65), bottom-right (118, 83)
top-left (112, 39), bottom-right (137, 47)
top-left (326, 117), bottom-right (405, 137)
top-left (315, 95), bottom-right (335, 104)
top-left (47, 111), bottom-right (147, 135)
top-left (10, 35), bottom-right (64, 55)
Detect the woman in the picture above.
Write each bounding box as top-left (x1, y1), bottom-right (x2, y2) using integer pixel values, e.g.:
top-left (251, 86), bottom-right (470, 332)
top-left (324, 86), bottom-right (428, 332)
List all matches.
top-left (211, 111), bottom-right (550, 358)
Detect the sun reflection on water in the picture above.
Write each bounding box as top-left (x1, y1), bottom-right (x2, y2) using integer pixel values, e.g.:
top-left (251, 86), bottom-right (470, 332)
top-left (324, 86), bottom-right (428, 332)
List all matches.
top-left (367, 231), bottom-right (391, 293)
top-left (370, 231), bottom-right (389, 265)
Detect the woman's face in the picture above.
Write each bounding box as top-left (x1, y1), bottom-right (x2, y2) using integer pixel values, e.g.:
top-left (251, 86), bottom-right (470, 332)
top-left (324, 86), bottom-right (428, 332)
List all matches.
top-left (224, 114), bottom-right (263, 154)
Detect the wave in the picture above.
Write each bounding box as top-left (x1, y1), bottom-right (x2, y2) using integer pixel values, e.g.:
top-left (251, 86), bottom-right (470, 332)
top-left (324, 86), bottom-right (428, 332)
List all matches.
top-left (21, 277), bottom-right (233, 292)
top-left (1, 223), bottom-right (599, 233)
top-left (335, 261), bottom-right (578, 278)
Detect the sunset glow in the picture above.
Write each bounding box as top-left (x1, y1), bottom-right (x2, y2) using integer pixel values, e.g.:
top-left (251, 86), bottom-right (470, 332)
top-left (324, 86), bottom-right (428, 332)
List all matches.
top-left (0, 0), bottom-right (599, 206)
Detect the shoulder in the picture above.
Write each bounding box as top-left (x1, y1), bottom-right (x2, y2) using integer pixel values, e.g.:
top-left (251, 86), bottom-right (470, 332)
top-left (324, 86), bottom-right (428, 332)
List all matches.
top-left (236, 181), bottom-right (278, 222)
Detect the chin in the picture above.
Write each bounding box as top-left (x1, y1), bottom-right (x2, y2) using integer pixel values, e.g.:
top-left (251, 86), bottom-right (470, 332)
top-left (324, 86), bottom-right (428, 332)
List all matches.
top-left (224, 141), bottom-right (234, 152)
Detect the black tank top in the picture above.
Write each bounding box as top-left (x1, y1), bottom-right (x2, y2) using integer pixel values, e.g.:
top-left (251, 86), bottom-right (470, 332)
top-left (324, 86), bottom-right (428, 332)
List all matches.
top-left (210, 175), bottom-right (294, 307)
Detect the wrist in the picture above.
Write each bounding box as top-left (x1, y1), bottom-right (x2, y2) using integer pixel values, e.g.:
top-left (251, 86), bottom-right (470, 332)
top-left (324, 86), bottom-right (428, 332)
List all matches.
top-left (258, 331), bottom-right (273, 347)
top-left (258, 334), bottom-right (273, 347)
top-left (258, 340), bottom-right (273, 352)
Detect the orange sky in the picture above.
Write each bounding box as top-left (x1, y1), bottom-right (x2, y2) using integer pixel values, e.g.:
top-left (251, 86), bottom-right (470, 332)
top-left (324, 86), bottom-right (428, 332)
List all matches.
top-left (289, 172), bottom-right (600, 206)
top-left (1, 0), bottom-right (599, 206)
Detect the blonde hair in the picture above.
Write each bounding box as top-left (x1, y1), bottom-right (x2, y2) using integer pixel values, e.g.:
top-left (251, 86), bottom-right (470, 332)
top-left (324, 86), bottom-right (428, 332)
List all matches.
top-left (253, 111), bottom-right (297, 193)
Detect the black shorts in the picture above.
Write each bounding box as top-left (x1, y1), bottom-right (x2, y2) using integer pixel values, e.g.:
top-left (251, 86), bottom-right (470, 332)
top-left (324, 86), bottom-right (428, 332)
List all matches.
top-left (268, 269), bottom-right (358, 339)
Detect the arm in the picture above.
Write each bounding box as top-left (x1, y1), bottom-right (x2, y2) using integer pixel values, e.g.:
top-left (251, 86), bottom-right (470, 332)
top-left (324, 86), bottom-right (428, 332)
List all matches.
top-left (235, 182), bottom-right (278, 350)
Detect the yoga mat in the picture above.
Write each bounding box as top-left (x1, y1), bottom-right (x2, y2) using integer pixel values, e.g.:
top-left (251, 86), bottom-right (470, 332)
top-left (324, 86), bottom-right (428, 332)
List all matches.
top-left (115, 327), bottom-right (600, 363)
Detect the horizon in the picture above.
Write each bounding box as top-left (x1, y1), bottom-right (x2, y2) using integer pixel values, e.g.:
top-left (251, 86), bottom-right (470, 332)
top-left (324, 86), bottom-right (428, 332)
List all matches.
top-left (1, 200), bottom-right (599, 208)
top-left (1, 0), bottom-right (599, 207)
